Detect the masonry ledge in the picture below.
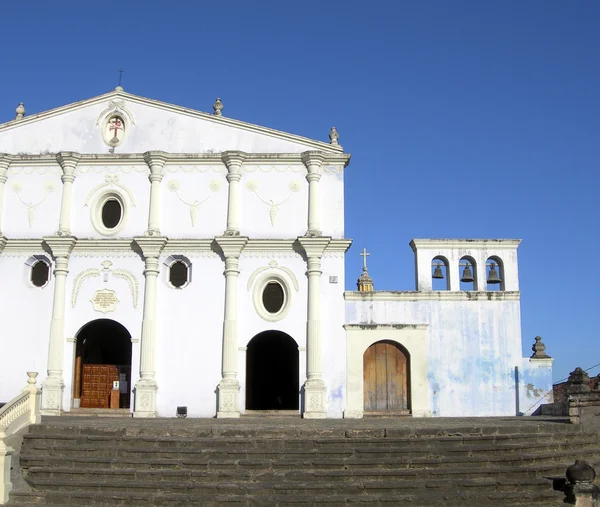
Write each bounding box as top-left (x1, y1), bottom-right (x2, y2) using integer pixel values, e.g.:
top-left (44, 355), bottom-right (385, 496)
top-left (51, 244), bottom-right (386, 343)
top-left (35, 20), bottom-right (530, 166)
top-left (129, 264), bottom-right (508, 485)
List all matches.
top-left (344, 291), bottom-right (520, 302)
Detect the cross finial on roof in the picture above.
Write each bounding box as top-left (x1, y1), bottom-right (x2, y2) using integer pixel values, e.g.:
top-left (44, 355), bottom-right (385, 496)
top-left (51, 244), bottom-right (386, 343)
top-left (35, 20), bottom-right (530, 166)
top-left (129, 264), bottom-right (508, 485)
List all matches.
top-left (360, 248), bottom-right (370, 271)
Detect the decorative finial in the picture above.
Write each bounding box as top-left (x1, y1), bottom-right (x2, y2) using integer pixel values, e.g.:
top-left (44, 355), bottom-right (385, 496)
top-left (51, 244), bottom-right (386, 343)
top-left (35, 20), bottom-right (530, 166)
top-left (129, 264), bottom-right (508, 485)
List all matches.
top-left (329, 127), bottom-right (341, 147)
top-left (115, 86), bottom-right (124, 92)
top-left (567, 367), bottom-right (591, 395)
top-left (530, 336), bottom-right (550, 359)
top-left (213, 98), bottom-right (223, 116)
top-left (357, 248), bottom-right (374, 292)
top-left (15, 102), bottom-right (25, 120)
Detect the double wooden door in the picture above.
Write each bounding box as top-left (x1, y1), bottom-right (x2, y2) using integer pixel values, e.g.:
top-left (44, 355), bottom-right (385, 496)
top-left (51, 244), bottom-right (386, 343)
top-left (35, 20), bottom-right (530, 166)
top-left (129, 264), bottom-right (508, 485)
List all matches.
top-left (80, 364), bottom-right (119, 409)
top-left (363, 341), bottom-right (409, 412)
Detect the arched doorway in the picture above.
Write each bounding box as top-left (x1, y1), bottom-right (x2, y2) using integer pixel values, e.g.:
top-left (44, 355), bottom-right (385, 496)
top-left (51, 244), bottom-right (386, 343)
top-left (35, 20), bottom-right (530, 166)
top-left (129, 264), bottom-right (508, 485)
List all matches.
top-left (363, 340), bottom-right (410, 413)
top-left (73, 319), bottom-right (132, 409)
top-left (246, 331), bottom-right (299, 410)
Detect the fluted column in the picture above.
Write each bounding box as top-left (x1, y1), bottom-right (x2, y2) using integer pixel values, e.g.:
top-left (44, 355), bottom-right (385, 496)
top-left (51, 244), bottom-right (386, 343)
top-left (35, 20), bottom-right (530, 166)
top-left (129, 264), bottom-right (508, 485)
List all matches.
top-left (143, 151), bottom-right (168, 236)
top-left (41, 237), bottom-right (77, 415)
top-left (215, 236), bottom-right (248, 418)
top-left (222, 151), bottom-right (247, 236)
top-left (0, 155), bottom-right (11, 235)
top-left (298, 236), bottom-right (330, 418)
top-left (301, 151), bottom-right (326, 237)
top-left (56, 152), bottom-right (81, 236)
top-left (133, 236), bottom-right (168, 418)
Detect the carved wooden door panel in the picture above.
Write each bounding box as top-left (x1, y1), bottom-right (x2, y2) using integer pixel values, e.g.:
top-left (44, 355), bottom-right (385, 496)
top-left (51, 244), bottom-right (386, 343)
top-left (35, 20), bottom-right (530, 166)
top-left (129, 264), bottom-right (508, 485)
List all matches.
top-left (80, 364), bottom-right (119, 409)
top-left (363, 341), bottom-right (409, 412)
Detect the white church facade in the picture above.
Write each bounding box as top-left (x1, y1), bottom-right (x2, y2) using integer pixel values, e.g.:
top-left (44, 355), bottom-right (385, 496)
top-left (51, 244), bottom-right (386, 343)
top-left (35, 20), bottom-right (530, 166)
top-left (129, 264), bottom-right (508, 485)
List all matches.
top-left (0, 88), bottom-right (553, 419)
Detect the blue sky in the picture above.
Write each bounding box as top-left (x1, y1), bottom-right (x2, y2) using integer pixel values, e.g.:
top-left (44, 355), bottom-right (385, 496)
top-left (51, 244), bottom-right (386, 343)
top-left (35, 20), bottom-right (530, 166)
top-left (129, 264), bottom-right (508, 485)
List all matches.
top-left (1, 1), bottom-right (598, 382)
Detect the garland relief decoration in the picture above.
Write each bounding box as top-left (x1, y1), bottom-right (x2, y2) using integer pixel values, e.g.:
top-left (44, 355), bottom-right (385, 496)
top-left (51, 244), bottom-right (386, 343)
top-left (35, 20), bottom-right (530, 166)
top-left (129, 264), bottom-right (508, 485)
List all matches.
top-left (245, 179), bottom-right (301, 226)
top-left (167, 178), bottom-right (222, 227)
top-left (11, 181), bottom-right (56, 227)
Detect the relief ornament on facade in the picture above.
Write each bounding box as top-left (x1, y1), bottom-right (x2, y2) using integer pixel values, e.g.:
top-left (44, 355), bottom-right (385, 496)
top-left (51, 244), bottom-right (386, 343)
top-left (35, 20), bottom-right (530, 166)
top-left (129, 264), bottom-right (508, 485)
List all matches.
top-left (84, 174), bottom-right (137, 208)
top-left (71, 260), bottom-right (139, 310)
top-left (167, 178), bottom-right (222, 227)
top-left (245, 179), bottom-right (302, 226)
top-left (11, 180), bottom-right (56, 227)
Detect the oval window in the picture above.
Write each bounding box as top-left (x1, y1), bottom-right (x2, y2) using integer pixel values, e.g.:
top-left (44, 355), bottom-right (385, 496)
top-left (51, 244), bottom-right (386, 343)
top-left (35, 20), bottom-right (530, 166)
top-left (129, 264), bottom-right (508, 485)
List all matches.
top-left (101, 199), bottom-right (122, 229)
top-left (263, 281), bottom-right (285, 314)
top-left (31, 261), bottom-right (50, 287)
top-left (169, 261), bottom-right (188, 288)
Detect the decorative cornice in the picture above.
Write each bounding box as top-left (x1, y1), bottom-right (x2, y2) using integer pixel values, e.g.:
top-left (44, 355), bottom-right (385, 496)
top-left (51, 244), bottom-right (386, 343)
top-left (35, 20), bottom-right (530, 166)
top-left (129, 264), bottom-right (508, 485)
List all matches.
top-left (410, 239), bottom-right (522, 251)
top-left (43, 236), bottom-right (77, 258)
top-left (297, 236), bottom-right (331, 258)
top-left (162, 239), bottom-right (214, 253)
top-left (344, 324), bottom-right (429, 331)
top-left (344, 290), bottom-right (521, 302)
top-left (214, 236), bottom-right (249, 258)
top-left (133, 236), bottom-right (168, 258)
top-left (0, 236), bottom-right (7, 253)
top-left (0, 90), bottom-right (345, 154)
top-left (0, 152), bottom-right (350, 168)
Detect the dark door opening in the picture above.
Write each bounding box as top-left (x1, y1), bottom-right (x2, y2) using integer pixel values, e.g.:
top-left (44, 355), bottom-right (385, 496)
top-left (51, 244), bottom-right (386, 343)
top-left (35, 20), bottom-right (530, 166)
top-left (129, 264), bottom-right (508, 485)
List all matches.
top-left (363, 340), bottom-right (411, 413)
top-left (73, 319), bottom-right (132, 409)
top-left (246, 331), bottom-right (299, 410)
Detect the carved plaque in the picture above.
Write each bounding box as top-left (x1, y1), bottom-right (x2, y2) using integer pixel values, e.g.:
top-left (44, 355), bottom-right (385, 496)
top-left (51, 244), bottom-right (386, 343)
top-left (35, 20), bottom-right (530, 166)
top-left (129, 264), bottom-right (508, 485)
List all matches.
top-left (90, 289), bottom-right (119, 313)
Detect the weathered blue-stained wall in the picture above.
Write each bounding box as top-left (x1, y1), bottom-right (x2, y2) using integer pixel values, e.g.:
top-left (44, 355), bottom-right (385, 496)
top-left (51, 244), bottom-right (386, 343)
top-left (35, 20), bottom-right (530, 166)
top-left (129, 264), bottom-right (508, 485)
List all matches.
top-left (345, 292), bottom-right (552, 417)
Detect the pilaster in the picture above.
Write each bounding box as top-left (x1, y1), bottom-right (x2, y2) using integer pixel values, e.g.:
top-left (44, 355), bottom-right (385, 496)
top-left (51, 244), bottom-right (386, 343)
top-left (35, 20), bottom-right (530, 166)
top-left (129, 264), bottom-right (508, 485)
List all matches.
top-left (56, 152), bottom-right (81, 236)
top-left (222, 151), bottom-right (248, 236)
top-left (133, 236), bottom-right (168, 418)
top-left (214, 235), bottom-right (248, 418)
top-left (0, 154), bottom-right (11, 236)
top-left (41, 236), bottom-right (77, 415)
top-left (297, 236), bottom-right (330, 418)
top-left (143, 151), bottom-right (168, 236)
top-left (301, 151), bottom-right (326, 237)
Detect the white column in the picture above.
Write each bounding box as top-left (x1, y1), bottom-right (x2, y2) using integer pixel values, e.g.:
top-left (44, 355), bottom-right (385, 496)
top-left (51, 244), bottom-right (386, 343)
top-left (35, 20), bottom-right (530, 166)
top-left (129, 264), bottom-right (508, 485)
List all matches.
top-left (0, 154), bottom-right (11, 235)
top-left (133, 236), bottom-right (168, 418)
top-left (215, 236), bottom-right (248, 418)
top-left (55, 152), bottom-right (81, 236)
top-left (298, 236), bottom-right (330, 418)
top-left (301, 151), bottom-right (326, 237)
top-left (143, 151), bottom-right (168, 236)
top-left (41, 237), bottom-right (77, 415)
top-left (222, 151), bottom-right (247, 236)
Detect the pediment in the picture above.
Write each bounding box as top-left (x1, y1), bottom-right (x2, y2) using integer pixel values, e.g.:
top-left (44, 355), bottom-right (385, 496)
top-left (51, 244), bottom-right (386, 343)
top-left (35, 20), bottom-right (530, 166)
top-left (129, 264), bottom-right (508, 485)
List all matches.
top-left (0, 89), bottom-right (343, 155)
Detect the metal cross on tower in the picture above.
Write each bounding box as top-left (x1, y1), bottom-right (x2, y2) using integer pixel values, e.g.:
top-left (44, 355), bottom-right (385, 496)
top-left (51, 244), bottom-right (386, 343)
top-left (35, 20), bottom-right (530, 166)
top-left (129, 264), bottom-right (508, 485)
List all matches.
top-left (360, 248), bottom-right (370, 271)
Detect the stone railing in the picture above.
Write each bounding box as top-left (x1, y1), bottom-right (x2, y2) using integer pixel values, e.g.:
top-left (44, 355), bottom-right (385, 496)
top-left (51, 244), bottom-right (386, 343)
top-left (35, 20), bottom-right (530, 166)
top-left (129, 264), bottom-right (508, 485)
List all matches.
top-left (0, 372), bottom-right (41, 504)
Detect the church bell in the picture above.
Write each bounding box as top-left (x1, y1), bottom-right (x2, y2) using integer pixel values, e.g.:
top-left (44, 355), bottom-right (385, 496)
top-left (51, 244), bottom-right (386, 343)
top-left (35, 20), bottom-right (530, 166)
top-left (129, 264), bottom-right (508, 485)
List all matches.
top-left (487, 263), bottom-right (502, 284)
top-left (432, 264), bottom-right (444, 279)
top-left (460, 265), bottom-right (474, 283)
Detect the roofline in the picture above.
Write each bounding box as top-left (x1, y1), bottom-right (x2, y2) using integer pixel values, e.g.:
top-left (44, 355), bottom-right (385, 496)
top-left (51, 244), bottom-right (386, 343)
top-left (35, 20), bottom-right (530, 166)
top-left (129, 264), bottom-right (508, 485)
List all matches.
top-left (409, 239), bottom-right (522, 251)
top-left (0, 89), bottom-right (345, 154)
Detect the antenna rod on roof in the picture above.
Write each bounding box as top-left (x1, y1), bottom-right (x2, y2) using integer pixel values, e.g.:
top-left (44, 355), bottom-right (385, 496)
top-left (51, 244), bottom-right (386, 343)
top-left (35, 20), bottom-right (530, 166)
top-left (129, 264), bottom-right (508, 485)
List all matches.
top-left (118, 69), bottom-right (124, 87)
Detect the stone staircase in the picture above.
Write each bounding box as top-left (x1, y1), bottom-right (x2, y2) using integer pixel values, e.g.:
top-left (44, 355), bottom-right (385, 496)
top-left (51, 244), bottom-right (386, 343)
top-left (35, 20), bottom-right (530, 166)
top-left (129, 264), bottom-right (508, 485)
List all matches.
top-left (6, 416), bottom-right (600, 506)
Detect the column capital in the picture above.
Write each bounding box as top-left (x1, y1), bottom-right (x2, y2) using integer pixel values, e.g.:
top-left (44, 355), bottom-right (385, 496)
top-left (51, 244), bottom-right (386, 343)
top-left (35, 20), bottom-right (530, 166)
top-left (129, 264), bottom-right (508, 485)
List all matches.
top-left (134, 236), bottom-right (168, 259)
top-left (43, 236), bottom-right (77, 259)
top-left (221, 151), bottom-right (248, 173)
top-left (0, 153), bottom-right (11, 174)
top-left (0, 236), bottom-right (7, 253)
top-left (143, 151), bottom-right (169, 173)
top-left (56, 152), bottom-right (81, 173)
top-left (301, 151), bottom-right (326, 171)
top-left (297, 236), bottom-right (331, 258)
top-left (214, 236), bottom-right (248, 258)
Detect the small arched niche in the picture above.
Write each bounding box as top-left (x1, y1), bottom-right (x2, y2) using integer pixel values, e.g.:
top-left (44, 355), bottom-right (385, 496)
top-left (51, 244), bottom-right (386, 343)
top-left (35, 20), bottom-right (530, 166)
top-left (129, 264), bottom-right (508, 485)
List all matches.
top-left (459, 256), bottom-right (477, 291)
top-left (486, 256), bottom-right (505, 291)
top-left (163, 255), bottom-right (192, 289)
top-left (25, 255), bottom-right (51, 288)
top-left (431, 255), bottom-right (450, 291)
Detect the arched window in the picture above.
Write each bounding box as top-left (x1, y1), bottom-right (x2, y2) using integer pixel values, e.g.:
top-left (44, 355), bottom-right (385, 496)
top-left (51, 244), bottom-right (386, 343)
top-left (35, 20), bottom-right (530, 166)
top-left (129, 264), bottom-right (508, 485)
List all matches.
top-left (486, 256), bottom-right (504, 291)
top-left (431, 256), bottom-right (450, 291)
top-left (459, 256), bottom-right (477, 291)
top-left (25, 256), bottom-right (51, 288)
top-left (164, 255), bottom-right (192, 289)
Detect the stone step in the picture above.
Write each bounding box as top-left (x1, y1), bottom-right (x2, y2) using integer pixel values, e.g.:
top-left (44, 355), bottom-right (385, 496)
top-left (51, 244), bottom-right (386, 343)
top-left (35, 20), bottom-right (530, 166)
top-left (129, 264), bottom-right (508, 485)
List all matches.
top-left (6, 488), bottom-right (564, 506)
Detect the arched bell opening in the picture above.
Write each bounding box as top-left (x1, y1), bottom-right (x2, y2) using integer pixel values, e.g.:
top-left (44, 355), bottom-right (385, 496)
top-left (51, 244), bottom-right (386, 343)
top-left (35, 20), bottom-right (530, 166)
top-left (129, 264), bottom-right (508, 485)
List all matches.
top-left (363, 340), bottom-right (411, 413)
top-left (459, 256), bottom-right (477, 291)
top-left (431, 255), bottom-right (450, 291)
top-left (245, 331), bottom-right (299, 411)
top-left (486, 256), bottom-right (505, 291)
top-left (73, 319), bottom-right (132, 409)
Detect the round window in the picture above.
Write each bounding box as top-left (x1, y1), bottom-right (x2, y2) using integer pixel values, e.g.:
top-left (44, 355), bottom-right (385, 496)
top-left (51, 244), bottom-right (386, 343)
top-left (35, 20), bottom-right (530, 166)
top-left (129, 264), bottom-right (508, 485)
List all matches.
top-left (262, 281), bottom-right (285, 314)
top-left (101, 199), bottom-right (122, 229)
top-left (31, 261), bottom-right (50, 288)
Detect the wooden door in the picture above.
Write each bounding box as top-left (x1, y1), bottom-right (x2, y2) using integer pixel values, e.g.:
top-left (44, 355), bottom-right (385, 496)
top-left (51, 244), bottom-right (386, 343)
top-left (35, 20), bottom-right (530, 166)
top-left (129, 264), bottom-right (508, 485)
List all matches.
top-left (363, 341), bottom-right (409, 412)
top-left (80, 364), bottom-right (119, 408)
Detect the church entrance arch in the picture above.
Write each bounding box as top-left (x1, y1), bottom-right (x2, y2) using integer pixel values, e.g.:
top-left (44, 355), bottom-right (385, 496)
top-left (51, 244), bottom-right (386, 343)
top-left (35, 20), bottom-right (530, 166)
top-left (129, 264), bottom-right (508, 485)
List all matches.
top-left (363, 340), bottom-right (410, 413)
top-left (246, 331), bottom-right (299, 411)
top-left (73, 319), bottom-right (132, 409)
